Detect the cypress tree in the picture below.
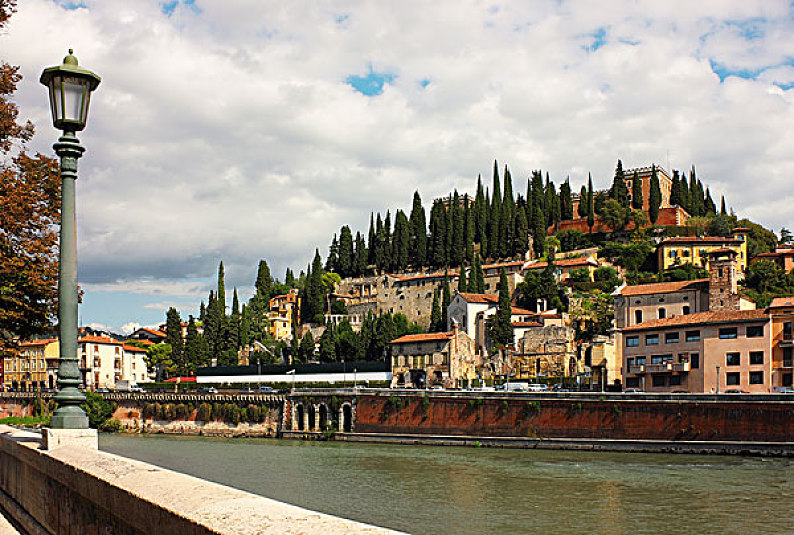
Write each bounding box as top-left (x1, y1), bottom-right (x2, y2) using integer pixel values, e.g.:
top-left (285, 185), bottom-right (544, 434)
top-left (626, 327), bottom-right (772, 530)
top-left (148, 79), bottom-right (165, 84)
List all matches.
top-left (458, 263), bottom-right (468, 293)
top-left (649, 165), bottom-right (662, 224)
top-left (354, 231), bottom-right (367, 276)
top-left (204, 291), bottom-right (216, 360)
top-left (695, 180), bottom-right (706, 217)
top-left (560, 179), bottom-right (573, 220)
top-left (393, 210), bottom-right (410, 271)
top-left (501, 166), bottom-right (515, 258)
top-left (474, 176), bottom-right (487, 246)
top-left (285, 268), bottom-right (296, 287)
top-left (705, 187), bottom-right (716, 215)
top-left (610, 159), bottom-right (628, 206)
top-left (166, 307), bottom-right (184, 373)
top-left (488, 161), bottom-right (502, 259)
top-left (184, 315), bottom-right (199, 375)
top-left (326, 234), bottom-right (339, 272)
top-left (631, 170), bottom-right (643, 210)
top-left (229, 288), bottom-right (240, 351)
top-left (587, 174), bottom-right (594, 232)
top-left (451, 191), bottom-right (465, 266)
top-left (430, 288), bottom-right (442, 332)
top-left (383, 210), bottom-right (392, 268)
top-left (409, 191), bottom-right (427, 268)
top-left (254, 260), bottom-right (272, 302)
top-left (689, 167), bottom-right (700, 216)
top-left (429, 200), bottom-right (448, 267)
top-left (239, 304), bottom-right (250, 349)
top-left (217, 261), bottom-right (226, 312)
top-left (338, 225), bottom-right (354, 277)
top-left (487, 269), bottom-right (513, 348)
top-left (514, 198), bottom-right (529, 258)
top-left (464, 195), bottom-right (474, 261)
top-left (472, 254), bottom-right (484, 293)
top-left (720, 195), bottom-right (727, 215)
top-left (367, 213), bottom-right (376, 266)
top-left (669, 170), bottom-right (681, 207)
top-left (577, 185), bottom-right (588, 218)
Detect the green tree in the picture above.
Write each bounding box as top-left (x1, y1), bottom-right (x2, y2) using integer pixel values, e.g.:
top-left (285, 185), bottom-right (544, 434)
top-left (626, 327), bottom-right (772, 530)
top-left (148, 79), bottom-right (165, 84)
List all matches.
top-left (183, 315), bottom-right (200, 375)
top-left (146, 343), bottom-right (174, 381)
top-left (430, 288), bottom-right (442, 332)
top-left (326, 233), bottom-right (339, 273)
top-left (631, 170), bottom-right (643, 210)
top-left (409, 191), bottom-right (427, 268)
top-left (720, 196), bottom-right (727, 216)
top-left (298, 331), bottom-right (315, 363)
top-left (601, 199), bottom-right (630, 234)
top-left (488, 161), bottom-right (502, 259)
top-left (354, 231), bottom-right (367, 276)
top-left (451, 191), bottom-right (465, 265)
top-left (610, 159), bottom-right (628, 206)
top-left (560, 179), bottom-right (573, 220)
top-left (474, 175), bottom-right (487, 252)
top-left (442, 272), bottom-right (451, 329)
top-left (470, 254), bottom-right (485, 293)
top-left (577, 185), bottom-right (588, 218)
top-left (587, 174), bottom-right (595, 231)
top-left (338, 225), bottom-right (354, 277)
top-left (514, 199), bottom-right (529, 257)
top-left (458, 263), bottom-right (468, 293)
top-left (165, 307), bottom-right (184, 372)
top-left (318, 320), bottom-right (336, 362)
top-left (486, 269), bottom-right (513, 349)
top-left (648, 165), bottom-right (661, 224)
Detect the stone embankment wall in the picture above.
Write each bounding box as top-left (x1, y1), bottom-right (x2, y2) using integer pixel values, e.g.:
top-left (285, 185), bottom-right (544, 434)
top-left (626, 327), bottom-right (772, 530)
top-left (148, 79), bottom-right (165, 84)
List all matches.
top-left (0, 425), bottom-right (402, 535)
top-left (353, 392), bottom-right (794, 442)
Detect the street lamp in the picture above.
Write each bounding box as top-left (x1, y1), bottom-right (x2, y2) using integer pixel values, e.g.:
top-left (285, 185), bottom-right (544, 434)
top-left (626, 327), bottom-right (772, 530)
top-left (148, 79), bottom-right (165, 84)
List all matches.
top-left (716, 365), bottom-right (721, 395)
top-left (287, 369), bottom-right (296, 393)
top-left (40, 50), bottom-right (101, 429)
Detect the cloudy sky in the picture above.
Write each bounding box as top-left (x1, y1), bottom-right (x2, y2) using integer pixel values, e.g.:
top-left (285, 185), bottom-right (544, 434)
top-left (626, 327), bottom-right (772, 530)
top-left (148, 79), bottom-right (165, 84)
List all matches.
top-left (5, 0), bottom-right (793, 334)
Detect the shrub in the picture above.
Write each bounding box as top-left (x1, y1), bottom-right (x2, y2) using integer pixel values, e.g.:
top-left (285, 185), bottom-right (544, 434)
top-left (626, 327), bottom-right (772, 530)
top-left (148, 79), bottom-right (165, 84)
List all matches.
top-left (247, 404), bottom-right (261, 423)
top-left (196, 403), bottom-right (212, 422)
top-left (99, 418), bottom-right (121, 433)
top-left (81, 391), bottom-right (117, 429)
top-left (174, 403), bottom-right (190, 420)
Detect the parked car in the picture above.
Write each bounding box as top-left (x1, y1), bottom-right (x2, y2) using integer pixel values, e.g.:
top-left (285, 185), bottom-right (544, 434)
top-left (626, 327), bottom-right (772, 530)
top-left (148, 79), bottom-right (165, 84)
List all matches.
top-left (723, 389), bottom-right (749, 394)
top-left (623, 388), bottom-right (643, 393)
top-left (197, 386), bottom-right (218, 394)
top-left (258, 386), bottom-right (276, 393)
top-left (527, 383), bottom-right (548, 392)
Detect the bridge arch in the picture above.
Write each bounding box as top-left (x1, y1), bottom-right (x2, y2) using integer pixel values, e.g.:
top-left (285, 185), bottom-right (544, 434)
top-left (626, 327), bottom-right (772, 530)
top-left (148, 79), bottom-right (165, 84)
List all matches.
top-left (293, 403), bottom-right (305, 431)
top-left (339, 402), bottom-right (353, 433)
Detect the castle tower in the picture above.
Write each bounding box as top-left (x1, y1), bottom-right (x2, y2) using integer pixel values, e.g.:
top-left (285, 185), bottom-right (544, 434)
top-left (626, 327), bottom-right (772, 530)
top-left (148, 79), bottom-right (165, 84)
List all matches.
top-left (708, 248), bottom-right (739, 311)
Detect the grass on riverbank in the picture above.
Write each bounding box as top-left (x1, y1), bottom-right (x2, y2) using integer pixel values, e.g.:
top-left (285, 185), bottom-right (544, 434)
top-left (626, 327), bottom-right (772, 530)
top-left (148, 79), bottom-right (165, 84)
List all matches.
top-left (0, 415), bottom-right (50, 427)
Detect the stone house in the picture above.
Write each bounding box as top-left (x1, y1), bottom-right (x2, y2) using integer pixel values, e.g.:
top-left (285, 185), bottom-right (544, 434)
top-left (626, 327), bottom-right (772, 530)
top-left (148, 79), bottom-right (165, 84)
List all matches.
top-left (511, 325), bottom-right (580, 379)
top-left (752, 244), bottom-right (794, 273)
top-left (389, 328), bottom-right (476, 388)
top-left (376, 271), bottom-right (458, 329)
top-left (268, 289), bottom-right (301, 341)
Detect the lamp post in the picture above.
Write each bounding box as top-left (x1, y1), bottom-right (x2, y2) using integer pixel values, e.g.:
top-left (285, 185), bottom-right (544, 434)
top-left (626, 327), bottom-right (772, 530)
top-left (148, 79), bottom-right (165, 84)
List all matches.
top-left (287, 369), bottom-right (296, 393)
top-left (40, 50), bottom-right (101, 429)
top-left (716, 365), bottom-right (721, 395)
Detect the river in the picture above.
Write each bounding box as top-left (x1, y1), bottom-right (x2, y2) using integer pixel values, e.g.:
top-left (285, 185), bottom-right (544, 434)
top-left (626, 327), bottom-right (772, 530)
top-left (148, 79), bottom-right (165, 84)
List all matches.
top-left (99, 434), bottom-right (794, 535)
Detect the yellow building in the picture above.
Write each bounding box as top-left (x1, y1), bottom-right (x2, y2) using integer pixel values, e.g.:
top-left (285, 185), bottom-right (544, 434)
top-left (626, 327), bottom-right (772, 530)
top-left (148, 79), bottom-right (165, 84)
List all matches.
top-left (657, 228), bottom-right (748, 276)
top-left (3, 339), bottom-right (59, 391)
top-left (268, 289), bottom-right (301, 341)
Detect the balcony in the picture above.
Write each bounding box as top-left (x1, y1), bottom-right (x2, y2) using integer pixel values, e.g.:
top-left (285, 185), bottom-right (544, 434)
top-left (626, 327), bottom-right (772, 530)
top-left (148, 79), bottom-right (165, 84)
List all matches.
top-left (782, 360), bottom-right (793, 369)
top-left (646, 363), bottom-right (673, 373)
top-left (628, 365), bottom-right (645, 374)
top-left (673, 362), bottom-right (691, 373)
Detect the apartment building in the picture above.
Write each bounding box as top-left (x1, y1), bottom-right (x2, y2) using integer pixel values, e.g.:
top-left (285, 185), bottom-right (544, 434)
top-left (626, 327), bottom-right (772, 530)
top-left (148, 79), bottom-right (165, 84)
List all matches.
top-left (3, 339), bottom-right (59, 391)
top-left (657, 228), bottom-right (749, 275)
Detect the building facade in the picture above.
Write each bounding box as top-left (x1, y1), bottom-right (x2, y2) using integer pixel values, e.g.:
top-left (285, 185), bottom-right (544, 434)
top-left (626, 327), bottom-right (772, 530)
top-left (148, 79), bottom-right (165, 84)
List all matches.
top-left (377, 271), bottom-right (458, 329)
top-left (390, 329), bottom-right (476, 388)
top-left (3, 339), bottom-right (59, 391)
top-left (269, 289), bottom-right (301, 341)
top-left (657, 228), bottom-right (749, 275)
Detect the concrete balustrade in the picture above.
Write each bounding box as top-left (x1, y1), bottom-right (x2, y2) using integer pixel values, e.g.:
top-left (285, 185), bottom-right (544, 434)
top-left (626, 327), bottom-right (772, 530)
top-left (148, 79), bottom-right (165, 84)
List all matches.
top-left (0, 425), bottom-right (402, 534)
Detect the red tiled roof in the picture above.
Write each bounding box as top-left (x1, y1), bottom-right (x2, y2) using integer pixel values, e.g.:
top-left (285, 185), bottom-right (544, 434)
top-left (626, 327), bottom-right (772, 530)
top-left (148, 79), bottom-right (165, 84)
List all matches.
top-left (512, 321), bottom-right (543, 328)
top-left (392, 271), bottom-right (458, 283)
top-left (457, 292), bottom-right (498, 304)
top-left (18, 338), bottom-right (57, 347)
top-left (618, 279), bottom-right (708, 297)
top-left (709, 247), bottom-right (736, 254)
top-left (510, 307), bottom-right (537, 316)
top-left (482, 260), bottom-right (525, 270)
top-left (122, 344), bottom-right (147, 352)
top-left (523, 257), bottom-right (597, 270)
top-left (768, 297), bottom-right (794, 309)
top-left (138, 327), bottom-right (166, 338)
top-left (79, 335), bottom-right (123, 345)
top-left (660, 236), bottom-right (741, 244)
top-left (621, 309), bottom-right (768, 332)
top-left (391, 332), bottom-right (454, 344)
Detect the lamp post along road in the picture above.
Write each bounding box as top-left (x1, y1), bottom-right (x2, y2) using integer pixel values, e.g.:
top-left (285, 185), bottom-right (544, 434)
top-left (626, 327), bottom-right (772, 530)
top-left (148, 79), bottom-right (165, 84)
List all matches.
top-left (40, 50), bottom-right (100, 430)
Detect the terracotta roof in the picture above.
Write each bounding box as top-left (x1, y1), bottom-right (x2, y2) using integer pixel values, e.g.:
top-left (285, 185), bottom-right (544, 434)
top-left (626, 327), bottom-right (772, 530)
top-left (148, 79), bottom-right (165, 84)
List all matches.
top-left (457, 292), bottom-right (498, 304)
top-left (523, 257), bottom-right (597, 270)
top-left (137, 327), bottom-right (166, 338)
top-left (511, 307), bottom-right (537, 316)
top-left (512, 321), bottom-right (543, 328)
top-left (768, 297), bottom-right (794, 309)
top-left (18, 338), bottom-right (57, 348)
top-left (391, 332), bottom-right (454, 344)
top-left (732, 227), bottom-right (750, 232)
top-left (660, 236), bottom-right (741, 244)
top-left (621, 309), bottom-right (768, 332)
top-left (79, 335), bottom-right (123, 345)
top-left (618, 279), bottom-right (708, 297)
top-left (482, 260), bottom-right (525, 270)
top-left (392, 271), bottom-right (458, 283)
top-left (122, 344), bottom-right (147, 352)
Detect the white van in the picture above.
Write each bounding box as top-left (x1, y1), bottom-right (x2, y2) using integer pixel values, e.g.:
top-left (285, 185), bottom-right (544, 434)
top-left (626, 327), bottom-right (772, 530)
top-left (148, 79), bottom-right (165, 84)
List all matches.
top-left (502, 382), bottom-right (529, 392)
top-left (527, 383), bottom-right (548, 392)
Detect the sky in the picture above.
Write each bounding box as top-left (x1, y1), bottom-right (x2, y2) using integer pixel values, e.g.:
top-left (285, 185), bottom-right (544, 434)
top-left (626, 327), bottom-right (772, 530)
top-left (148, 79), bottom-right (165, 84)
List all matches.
top-left (4, 0), bottom-right (794, 335)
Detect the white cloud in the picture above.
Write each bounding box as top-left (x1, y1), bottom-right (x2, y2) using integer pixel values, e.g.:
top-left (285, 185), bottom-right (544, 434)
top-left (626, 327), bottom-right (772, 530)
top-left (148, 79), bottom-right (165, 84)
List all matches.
top-left (4, 0), bottom-right (794, 325)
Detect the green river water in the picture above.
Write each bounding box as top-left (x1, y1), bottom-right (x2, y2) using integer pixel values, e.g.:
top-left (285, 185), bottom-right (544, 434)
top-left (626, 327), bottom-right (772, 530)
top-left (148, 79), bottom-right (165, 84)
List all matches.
top-left (99, 434), bottom-right (794, 535)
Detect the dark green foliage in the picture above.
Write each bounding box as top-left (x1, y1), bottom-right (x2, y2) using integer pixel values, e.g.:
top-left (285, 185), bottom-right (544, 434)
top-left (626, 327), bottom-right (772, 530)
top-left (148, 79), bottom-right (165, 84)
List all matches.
top-left (326, 234), bottom-right (339, 272)
top-left (704, 188), bottom-right (716, 215)
top-left (743, 260), bottom-right (794, 307)
top-left (486, 269), bottom-right (513, 348)
top-left (556, 229), bottom-right (591, 252)
top-left (560, 179), bottom-right (573, 220)
top-left (599, 241), bottom-right (655, 274)
top-left (458, 263), bottom-right (468, 293)
top-left (587, 174), bottom-right (595, 230)
top-left (338, 225), bottom-right (354, 276)
top-left (442, 271), bottom-right (451, 329)
top-left (610, 159), bottom-right (628, 206)
top-left (302, 249), bottom-right (326, 324)
top-left (661, 263), bottom-right (708, 282)
top-left (392, 210), bottom-right (410, 272)
top-left (430, 288), bottom-right (442, 332)
top-left (470, 254), bottom-right (485, 293)
top-left (577, 185), bottom-right (588, 218)
top-left (298, 331), bottom-right (315, 363)
top-left (165, 307), bottom-right (184, 372)
top-left (410, 191), bottom-right (427, 268)
top-left (81, 392), bottom-right (117, 430)
top-left (648, 165), bottom-right (661, 224)
top-left (631, 170), bottom-right (642, 210)
top-left (516, 264), bottom-right (564, 312)
top-left (487, 162), bottom-right (502, 260)
top-left (720, 196), bottom-right (727, 215)
top-left (708, 215), bottom-right (733, 237)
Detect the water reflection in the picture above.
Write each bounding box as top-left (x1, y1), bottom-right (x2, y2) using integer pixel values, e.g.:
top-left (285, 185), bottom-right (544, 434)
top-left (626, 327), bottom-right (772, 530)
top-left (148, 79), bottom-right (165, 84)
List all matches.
top-left (100, 435), bottom-right (794, 535)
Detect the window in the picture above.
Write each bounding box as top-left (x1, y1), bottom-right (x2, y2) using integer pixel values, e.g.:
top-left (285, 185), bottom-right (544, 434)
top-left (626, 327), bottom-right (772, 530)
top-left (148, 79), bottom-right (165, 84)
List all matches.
top-left (719, 328), bottom-right (737, 339)
top-left (645, 334), bottom-right (659, 345)
top-left (635, 310), bottom-right (643, 324)
top-left (749, 371), bottom-right (763, 385)
top-left (685, 330), bottom-right (700, 342)
top-left (651, 354), bottom-right (672, 364)
top-left (658, 308), bottom-right (666, 319)
top-left (690, 353), bottom-right (700, 369)
top-left (682, 306), bottom-right (690, 315)
top-left (652, 375), bottom-right (667, 387)
top-left (635, 357), bottom-right (646, 365)
top-left (626, 358), bottom-right (634, 368)
top-left (626, 336), bottom-right (640, 347)
top-left (726, 372), bottom-right (740, 386)
top-left (746, 325), bottom-right (763, 338)
top-left (682, 250), bottom-right (690, 258)
top-left (670, 375), bottom-right (682, 386)
top-left (665, 332), bottom-right (679, 344)
top-left (750, 351), bottom-right (764, 365)
top-left (626, 377), bottom-right (640, 388)
top-left (784, 347), bottom-right (793, 367)
top-left (726, 352), bottom-right (741, 366)
top-left (718, 268), bottom-right (723, 278)
top-left (784, 322), bottom-right (793, 340)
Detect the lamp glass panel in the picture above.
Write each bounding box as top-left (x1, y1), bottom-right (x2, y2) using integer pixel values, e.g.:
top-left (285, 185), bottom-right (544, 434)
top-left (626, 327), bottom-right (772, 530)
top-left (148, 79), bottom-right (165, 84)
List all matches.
top-left (62, 76), bottom-right (85, 123)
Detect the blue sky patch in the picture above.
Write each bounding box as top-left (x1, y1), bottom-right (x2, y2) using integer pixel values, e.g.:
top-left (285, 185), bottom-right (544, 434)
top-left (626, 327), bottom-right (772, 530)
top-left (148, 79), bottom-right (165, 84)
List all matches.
top-left (345, 68), bottom-right (396, 96)
top-left (419, 78), bottom-right (431, 88)
top-left (56, 0), bottom-right (86, 9)
top-left (336, 14), bottom-right (350, 24)
top-left (582, 27), bottom-right (607, 52)
top-left (709, 59), bottom-right (761, 82)
top-left (725, 17), bottom-right (766, 41)
top-left (775, 82), bottom-right (794, 90)
top-left (161, 0), bottom-right (200, 16)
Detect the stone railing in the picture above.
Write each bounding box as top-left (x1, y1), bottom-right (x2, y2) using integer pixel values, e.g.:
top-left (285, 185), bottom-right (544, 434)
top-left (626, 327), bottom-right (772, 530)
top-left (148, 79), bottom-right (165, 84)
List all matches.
top-left (0, 425), bottom-right (402, 534)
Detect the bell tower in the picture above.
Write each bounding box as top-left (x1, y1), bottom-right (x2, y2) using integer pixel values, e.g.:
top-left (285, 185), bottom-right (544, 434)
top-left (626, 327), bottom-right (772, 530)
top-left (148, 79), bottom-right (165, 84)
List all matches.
top-left (708, 249), bottom-right (739, 311)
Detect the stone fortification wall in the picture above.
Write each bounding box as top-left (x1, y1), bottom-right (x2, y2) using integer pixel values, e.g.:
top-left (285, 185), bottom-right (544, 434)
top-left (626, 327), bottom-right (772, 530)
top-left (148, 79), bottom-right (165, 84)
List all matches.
top-left (353, 392), bottom-right (794, 443)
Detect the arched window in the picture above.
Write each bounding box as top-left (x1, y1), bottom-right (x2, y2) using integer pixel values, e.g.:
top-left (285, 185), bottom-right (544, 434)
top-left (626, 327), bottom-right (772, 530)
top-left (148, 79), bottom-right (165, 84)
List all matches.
top-left (635, 310), bottom-right (643, 324)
